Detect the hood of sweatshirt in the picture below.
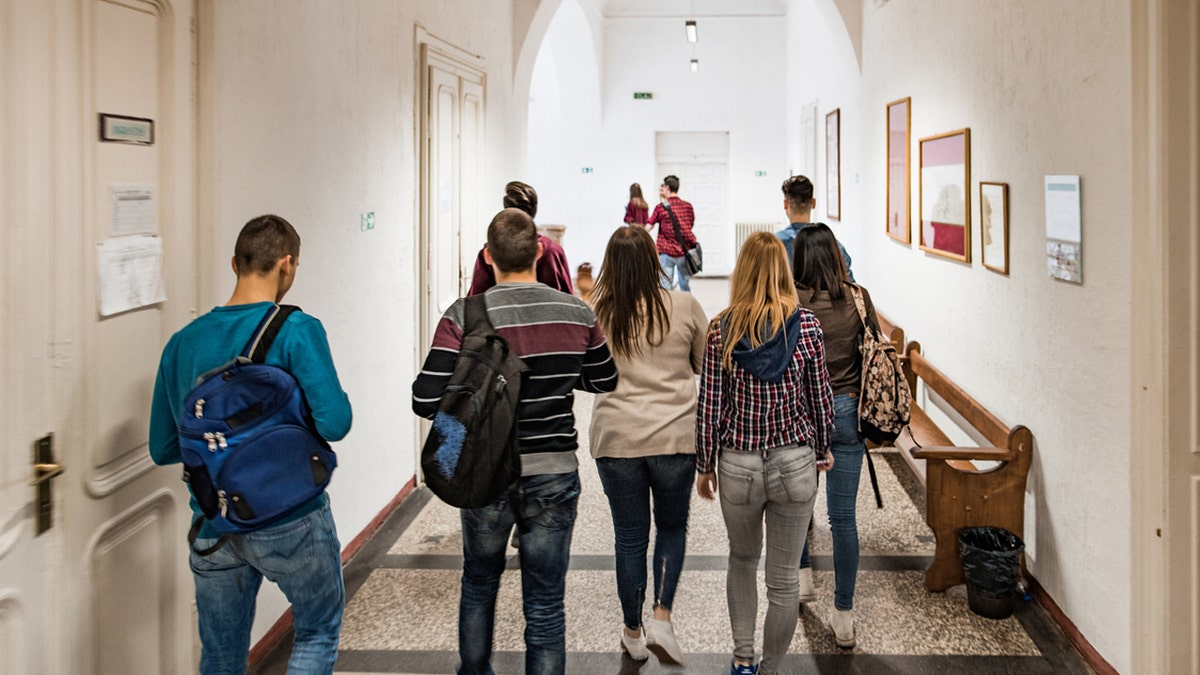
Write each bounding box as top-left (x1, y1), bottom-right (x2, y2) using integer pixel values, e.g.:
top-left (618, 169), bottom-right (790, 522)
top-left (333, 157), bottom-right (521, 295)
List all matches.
top-left (729, 310), bottom-right (803, 383)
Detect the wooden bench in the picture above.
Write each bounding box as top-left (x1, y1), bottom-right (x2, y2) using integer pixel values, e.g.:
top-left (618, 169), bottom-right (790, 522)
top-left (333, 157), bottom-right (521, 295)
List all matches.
top-left (875, 310), bottom-right (905, 352)
top-left (895, 341), bottom-right (1034, 592)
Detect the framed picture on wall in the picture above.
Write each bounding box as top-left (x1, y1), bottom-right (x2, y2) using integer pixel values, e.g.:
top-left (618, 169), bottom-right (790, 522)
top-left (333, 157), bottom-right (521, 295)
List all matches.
top-left (980, 181), bottom-right (1009, 274)
top-left (918, 128), bottom-right (971, 262)
top-left (886, 98), bottom-right (911, 243)
top-left (826, 108), bottom-right (841, 220)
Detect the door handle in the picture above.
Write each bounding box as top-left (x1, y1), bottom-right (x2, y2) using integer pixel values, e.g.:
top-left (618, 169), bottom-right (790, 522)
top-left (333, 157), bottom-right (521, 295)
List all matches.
top-left (32, 434), bottom-right (62, 536)
top-left (32, 462), bottom-right (64, 485)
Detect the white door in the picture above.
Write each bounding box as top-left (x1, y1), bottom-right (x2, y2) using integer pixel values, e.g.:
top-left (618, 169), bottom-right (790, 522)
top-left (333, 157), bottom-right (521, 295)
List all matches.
top-left (0, 3), bottom-right (55, 670)
top-left (656, 131), bottom-right (732, 276)
top-left (418, 40), bottom-right (487, 348)
top-left (1, 1), bottom-right (198, 672)
top-left (416, 35), bottom-right (487, 475)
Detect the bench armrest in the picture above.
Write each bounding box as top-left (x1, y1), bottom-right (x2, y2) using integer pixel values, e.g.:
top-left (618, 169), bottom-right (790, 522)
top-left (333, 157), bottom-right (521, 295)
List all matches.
top-left (909, 445), bottom-right (1016, 462)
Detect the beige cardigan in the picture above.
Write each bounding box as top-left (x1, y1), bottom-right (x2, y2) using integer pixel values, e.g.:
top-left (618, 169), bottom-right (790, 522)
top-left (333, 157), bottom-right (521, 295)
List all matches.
top-left (589, 290), bottom-right (708, 458)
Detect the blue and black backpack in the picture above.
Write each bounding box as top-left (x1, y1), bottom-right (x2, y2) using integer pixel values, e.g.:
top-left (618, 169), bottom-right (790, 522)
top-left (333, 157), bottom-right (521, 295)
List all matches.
top-left (179, 304), bottom-right (336, 553)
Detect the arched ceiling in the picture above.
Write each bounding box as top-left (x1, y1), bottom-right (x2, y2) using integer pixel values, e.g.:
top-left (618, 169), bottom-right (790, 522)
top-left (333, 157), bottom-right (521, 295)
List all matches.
top-left (591, 0), bottom-right (787, 17)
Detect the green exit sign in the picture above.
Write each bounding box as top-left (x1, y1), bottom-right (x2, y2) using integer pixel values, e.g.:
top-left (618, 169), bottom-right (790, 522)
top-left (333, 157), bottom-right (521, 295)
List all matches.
top-left (633, 92), bottom-right (653, 100)
top-left (755, 171), bottom-right (767, 177)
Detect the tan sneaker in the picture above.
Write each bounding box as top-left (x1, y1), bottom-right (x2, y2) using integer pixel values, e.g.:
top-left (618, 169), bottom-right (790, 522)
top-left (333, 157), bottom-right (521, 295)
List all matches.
top-left (619, 625), bottom-right (649, 661)
top-left (831, 608), bottom-right (856, 648)
top-left (798, 567), bottom-right (817, 604)
top-left (644, 617), bottom-right (686, 666)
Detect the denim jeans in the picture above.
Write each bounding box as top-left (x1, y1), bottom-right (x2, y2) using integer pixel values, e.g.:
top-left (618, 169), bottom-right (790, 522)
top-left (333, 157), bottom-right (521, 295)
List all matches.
top-left (595, 454), bottom-right (695, 630)
top-left (458, 471), bottom-right (581, 675)
top-left (719, 445), bottom-right (817, 675)
top-left (190, 498), bottom-right (344, 675)
top-left (800, 393), bottom-right (866, 610)
top-left (658, 253), bottom-right (692, 291)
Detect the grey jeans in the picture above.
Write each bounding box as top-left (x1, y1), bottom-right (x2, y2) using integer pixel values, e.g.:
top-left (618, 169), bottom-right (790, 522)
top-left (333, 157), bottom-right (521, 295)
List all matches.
top-left (718, 445), bottom-right (818, 675)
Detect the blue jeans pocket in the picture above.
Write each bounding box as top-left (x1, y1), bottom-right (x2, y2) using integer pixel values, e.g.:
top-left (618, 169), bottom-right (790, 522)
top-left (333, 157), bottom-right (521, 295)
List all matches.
top-left (245, 514), bottom-right (315, 577)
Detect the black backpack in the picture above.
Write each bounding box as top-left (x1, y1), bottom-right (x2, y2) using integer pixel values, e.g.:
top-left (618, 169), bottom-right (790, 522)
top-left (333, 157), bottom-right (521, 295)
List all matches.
top-left (421, 294), bottom-right (527, 509)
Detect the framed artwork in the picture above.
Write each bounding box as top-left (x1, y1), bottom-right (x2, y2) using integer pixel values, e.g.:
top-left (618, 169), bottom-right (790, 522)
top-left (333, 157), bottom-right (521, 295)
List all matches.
top-left (918, 128), bottom-right (971, 262)
top-left (885, 98), bottom-right (911, 243)
top-left (980, 182), bottom-right (1009, 274)
top-left (825, 108), bottom-right (841, 220)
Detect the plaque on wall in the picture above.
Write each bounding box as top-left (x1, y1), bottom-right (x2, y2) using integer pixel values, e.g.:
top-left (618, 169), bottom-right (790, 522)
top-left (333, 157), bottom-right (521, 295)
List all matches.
top-left (99, 113), bottom-right (154, 145)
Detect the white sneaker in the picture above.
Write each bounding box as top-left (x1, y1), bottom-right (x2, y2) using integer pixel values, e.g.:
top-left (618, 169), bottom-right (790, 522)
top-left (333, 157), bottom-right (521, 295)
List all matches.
top-left (644, 617), bottom-right (686, 666)
top-left (831, 608), bottom-right (856, 648)
top-left (798, 567), bottom-right (817, 604)
top-left (619, 625), bottom-right (648, 661)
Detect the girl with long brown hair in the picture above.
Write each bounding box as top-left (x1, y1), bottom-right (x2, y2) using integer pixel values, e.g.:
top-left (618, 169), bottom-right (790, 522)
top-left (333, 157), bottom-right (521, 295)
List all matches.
top-left (793, 222), bottom-right (877, 648)
top-left (624, 182), bottom-right (649, 229)
top-left (695, 231), bottom-right (834, 675)
top-left (589, 226), bottom-right (707, 666)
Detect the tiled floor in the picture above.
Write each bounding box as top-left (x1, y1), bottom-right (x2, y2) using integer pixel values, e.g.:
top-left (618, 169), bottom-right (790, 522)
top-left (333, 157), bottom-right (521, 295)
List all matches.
top-left (255, 278), bottom-right (1092, 674)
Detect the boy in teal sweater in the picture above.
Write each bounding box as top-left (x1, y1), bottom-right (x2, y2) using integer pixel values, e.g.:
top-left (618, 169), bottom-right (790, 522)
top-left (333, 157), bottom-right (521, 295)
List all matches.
top-left (149, 214), bottom-right (351, 674)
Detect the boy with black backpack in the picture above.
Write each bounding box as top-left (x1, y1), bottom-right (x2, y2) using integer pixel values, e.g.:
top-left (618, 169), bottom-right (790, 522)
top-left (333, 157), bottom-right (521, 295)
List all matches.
top-left (149, 214), bottom-right (352, 674)
top-left (413, 207), bottom-right (618, 674)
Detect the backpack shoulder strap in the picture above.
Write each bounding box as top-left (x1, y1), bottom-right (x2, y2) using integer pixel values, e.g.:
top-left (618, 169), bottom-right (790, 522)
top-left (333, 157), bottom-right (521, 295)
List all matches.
top-left (663, 202), bottom-right (688, 250)
top-left (463, 294), bottom-right (495, 337)
top-left (242, 304), bottom-right (302, 363)
top-left (848, 284), bottom-right (869, 328)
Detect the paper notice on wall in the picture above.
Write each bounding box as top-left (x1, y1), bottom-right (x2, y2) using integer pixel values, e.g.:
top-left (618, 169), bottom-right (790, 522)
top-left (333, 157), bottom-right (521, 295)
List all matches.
top-left (1045, 175), bottom-right (1082, 284)
top-left (97, 235), bottom-right (167, 317)
top-left (110, 184), bottom-right (156, 235)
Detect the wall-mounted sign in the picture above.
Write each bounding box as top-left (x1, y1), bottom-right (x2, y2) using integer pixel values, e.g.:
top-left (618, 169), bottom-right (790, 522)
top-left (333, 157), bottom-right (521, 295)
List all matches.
top-left (754, 170), bottom-right (767, 177)
top-left (633, 92), bottom-right (653, 100)
top-left (581, 167), bottom-right (594, 174)
top-left (1045, 174), bottom-right (1082, 284)
top-left (99, 113), bottom-right (154, 145)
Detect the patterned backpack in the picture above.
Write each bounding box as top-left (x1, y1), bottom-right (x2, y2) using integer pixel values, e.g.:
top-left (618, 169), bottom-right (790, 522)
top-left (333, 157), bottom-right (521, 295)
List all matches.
top-left (850, 285), bottom-right (912, 444)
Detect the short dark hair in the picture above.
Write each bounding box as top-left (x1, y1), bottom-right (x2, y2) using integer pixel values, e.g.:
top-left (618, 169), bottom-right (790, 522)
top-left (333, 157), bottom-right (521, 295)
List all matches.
top-left (234, 214), bottom-right (301, 275)
top-left (782, 175), bottom-right (814, 211)
top-left (487, 208), bottom-right (538, 273)
top-left (662, 175), bottom-right (680, 193)
top-left (502, 181), bottom-right (538, 219)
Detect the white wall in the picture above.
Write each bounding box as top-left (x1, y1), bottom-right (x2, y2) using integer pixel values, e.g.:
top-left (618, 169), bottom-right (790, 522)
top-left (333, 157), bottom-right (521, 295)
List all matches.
top-left (850, 1), bottom-right (1133, 669)
top-left (527, 4), bottom-right (789, 273)
top-left (202, 0), bottom-right (524, 642)
top-left (783, 0), bottom-right (863, 259)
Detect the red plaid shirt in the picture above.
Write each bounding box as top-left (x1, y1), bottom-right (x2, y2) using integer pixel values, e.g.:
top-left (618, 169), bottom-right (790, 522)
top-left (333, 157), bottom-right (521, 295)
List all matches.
top-left (648, 196), bottom-right (696, 257)
top-left (695, 310), bottom-right (834, 473)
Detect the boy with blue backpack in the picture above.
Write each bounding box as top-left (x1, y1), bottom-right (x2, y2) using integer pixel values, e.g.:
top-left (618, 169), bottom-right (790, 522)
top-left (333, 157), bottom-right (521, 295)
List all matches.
top-left (149, 214), bottom-right (352, 674)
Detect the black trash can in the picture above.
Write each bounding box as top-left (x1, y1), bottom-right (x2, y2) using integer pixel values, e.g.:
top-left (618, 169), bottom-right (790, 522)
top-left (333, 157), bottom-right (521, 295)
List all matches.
top-left (958, 527), bottom-right (1024, 619)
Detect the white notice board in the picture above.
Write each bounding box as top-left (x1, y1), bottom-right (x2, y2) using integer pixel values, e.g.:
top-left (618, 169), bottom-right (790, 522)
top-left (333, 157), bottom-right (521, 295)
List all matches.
top-left (1045, 175), bottom-right (1082, 284)
top-left (97, 235), bottom-right (167, 316)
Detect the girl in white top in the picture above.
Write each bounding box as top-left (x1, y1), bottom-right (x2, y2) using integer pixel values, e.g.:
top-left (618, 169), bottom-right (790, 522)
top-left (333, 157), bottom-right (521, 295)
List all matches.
top-left (589, 226), bottom-right (707, 666)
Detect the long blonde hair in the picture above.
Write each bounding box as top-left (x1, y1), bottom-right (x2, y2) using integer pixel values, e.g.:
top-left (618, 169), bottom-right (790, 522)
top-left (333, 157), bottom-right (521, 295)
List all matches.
top-left (715, 232), bottom-right (799, 370)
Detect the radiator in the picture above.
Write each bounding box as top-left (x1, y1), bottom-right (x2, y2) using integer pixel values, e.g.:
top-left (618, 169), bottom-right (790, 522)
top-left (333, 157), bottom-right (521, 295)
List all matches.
top-left (734, 222), bottom-right (779, 252)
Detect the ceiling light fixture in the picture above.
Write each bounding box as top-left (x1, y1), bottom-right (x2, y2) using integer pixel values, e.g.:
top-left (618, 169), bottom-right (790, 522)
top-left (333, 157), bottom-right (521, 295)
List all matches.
top-left (690, 58), bottom-right (699, 72)
top-left (685, 20), bottom-right (698, 43)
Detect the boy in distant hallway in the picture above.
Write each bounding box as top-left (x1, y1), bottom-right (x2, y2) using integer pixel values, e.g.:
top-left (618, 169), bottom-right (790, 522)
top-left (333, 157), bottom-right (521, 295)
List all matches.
top-left (646, 175), bottom-right (699, 292)
top-left (413, 207), bottom-right (618, 674)
top-left (149, 214), bottom-right (352, 674)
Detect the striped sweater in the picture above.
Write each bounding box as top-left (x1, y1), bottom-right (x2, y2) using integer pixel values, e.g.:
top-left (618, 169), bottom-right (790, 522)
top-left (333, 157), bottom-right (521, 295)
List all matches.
top-left (412, 282), bottom-right (618, 476)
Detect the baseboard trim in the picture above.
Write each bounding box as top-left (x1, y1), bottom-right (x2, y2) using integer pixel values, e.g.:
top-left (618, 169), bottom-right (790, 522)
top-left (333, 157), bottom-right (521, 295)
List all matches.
top-left (247, 476), bottom-right (419, 669)
top-left (1026, 574), bottom-right (1118, 675)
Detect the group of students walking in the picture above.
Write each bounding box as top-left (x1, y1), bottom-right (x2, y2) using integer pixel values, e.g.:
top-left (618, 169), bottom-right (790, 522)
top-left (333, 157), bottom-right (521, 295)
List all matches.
top-left (415, 174), bottom-right (877, 675)
top-left (148, 170), bottom-right (877, 675)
